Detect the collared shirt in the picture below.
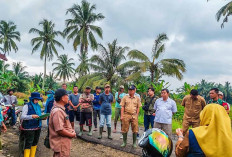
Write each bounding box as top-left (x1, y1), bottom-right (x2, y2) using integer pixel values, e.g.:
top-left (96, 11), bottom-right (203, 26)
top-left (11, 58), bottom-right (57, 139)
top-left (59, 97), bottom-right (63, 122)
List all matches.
top-left (182, 95), bottom-right (206, 121)
top-left (2, 95), bottom-right (18, 105)
top-left (79, 93), bottom-right (94, 112)
top-left (99, 92), bottom-right (113, 115)
top-left (208, 98), bottom-right (230, 114)
top-left (120, 95), bottom-right (142, 115)
top-left (144, 96), bottom-right (157, 115)
top-left (49, 103), bottom-right (74, 153)
top-left (115, 92), bottom-right (126, 108)
top-left (154, 97), bottom-right (177, 124)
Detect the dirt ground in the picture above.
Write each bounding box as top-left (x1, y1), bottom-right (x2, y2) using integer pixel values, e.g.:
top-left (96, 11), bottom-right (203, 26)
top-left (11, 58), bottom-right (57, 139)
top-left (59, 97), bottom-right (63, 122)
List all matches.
top-left (1, 127), bottom-right (138, 157)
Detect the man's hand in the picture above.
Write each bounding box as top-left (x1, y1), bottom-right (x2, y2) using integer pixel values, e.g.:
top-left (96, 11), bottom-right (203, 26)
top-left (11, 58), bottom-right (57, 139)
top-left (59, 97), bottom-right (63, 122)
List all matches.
top-left (176, 128), bottom-right (183, 136)
top-left (152, 113), bottom-right (156, 116)
top-left (12, 104), bottom-right (15, 107)
top-left (43, 117), bottom-right (47, 120)
top-left (120, 115), bottom-right (124, 120)
top-left (32, 115), bottom-right (39, 119)
top-left (71, 132), bottom-right (76, 138)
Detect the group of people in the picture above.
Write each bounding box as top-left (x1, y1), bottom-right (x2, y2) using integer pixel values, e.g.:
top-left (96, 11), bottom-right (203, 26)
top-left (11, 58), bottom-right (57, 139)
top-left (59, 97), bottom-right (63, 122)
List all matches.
top-left (0, 84), bottom-right (232, 157)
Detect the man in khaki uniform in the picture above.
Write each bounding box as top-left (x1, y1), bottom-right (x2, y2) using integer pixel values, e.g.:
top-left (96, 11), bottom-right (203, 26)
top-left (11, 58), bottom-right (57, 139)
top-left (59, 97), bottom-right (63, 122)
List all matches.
top-left (49, 89), bottom-right (76, 157)
top-left (181, 89), bottom-right (206, 136)
top-left (120, 85), bottom-right (141, 148)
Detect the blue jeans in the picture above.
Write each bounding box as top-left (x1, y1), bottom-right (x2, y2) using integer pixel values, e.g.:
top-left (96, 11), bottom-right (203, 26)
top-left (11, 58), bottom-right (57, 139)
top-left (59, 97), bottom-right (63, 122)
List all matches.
top-left (144, 114), bottom-right (155, 131)
top-left (8, 108), bottom-right (16, 125)
top-left (100, 114), bottom-right (111, 127)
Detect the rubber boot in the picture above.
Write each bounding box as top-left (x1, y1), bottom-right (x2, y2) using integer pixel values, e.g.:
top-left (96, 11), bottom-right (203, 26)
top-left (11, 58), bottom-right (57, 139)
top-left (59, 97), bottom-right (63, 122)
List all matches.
top-left (24, 149), bottom-right (30, 157)
top-left (121, 133), bottom-right (127, 147)
top-left (78, 125), bottom-right (83, 136)
top-left (98, 127), bottom-right (103, 139)
top-left (88, 126), bottom-right (92, 136)
top-left (30, 146), bottom-right (37, 157)
top-left (132, 133), bottom-right (137, 148)
top-left (107, 127), bottom-right (112, 140)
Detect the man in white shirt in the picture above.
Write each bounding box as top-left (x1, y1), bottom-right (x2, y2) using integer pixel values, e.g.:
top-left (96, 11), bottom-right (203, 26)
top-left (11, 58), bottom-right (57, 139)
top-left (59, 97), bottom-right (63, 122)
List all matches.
top-left (153, 89), bottom-right (177, 138)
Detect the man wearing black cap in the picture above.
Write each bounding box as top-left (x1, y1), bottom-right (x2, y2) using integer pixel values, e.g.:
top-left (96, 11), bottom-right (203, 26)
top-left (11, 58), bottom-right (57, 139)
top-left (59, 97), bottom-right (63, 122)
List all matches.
top-left (120, 85), bottom-right (142, 148)
top-left (2, 89), bottom-right (18, 127)
top-left (181, 89), bottom-right (206, 136)
top-left (93, 86), bottom-right (101, 131)
top-left (78, 86), bottom-right (94, 136)
top-left (49, 89), bottom-right (76, 157)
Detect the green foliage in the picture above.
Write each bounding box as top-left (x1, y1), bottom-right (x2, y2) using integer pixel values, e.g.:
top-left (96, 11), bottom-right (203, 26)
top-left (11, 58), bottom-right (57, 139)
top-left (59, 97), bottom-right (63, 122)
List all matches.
top-left (64, 0), bottom-right (104, 53)
top-left (215, 1), bottom-right (232, 28)
top-left (29, 19), bottom-right (64, 89)
top-left (0, 20), bottom-right (21, 55)
top-left (52, 54), bottom-right (75, 83)
top-left (124, 33), bottom-right (186, 83)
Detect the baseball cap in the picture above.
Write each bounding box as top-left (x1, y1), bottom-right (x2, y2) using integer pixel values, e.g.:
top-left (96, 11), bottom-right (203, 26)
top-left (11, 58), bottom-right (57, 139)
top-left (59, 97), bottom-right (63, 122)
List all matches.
top-left (120, 85), bottom-right (124, 89)
top-left (128, 85), bottom-right (136, 90)
top-left (95, 86), bottom-right (101, 90)
top-left (218, 91), bottom-right (223, 96)
top-left (86, 86), bottom-right (91, 89)
top-left (105, 84), bottom-right (110, 88)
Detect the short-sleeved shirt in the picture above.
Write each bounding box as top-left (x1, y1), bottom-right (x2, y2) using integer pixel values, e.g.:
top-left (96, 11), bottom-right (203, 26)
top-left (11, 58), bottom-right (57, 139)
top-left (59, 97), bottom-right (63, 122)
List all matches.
top-left (79, 93), bottom-right (94, 112)
top-left (144, 96), bottom-right (157, 115)
top-left (208, 98), bottom-right (230, 113)
top-left (99, 92), bottom-right (113, 115)
top-left (182, 95), bottom-right (206, 121)
top-left (154, 97), bottom-right (177, 124)
top-left (115, 92), bottom-right (126, 108)
top-left (69, 93), bottom-right (80, 110)
top-left (120, 95), bottom-right (142, 115)
top-left (49, 103), bottom-right (74, 153)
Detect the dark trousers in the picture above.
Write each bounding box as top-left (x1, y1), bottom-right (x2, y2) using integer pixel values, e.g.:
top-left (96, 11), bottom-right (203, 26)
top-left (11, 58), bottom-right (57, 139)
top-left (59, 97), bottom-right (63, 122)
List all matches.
top-left (93, 109), bottom-right (100, 128)
top-left (8, 108), bottom-right (16, 125)
top-left (19, 129), bottom-right (41, 152)
top-left (144, 115), bottom-right (155, 131)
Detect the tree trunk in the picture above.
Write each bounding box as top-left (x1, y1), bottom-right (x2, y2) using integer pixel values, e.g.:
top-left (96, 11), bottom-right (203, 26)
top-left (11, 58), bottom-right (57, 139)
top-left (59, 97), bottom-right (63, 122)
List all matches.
top-left (42, 56), bottom-right (46, 90)
top-left (151, 71), bottom-right (154, 83)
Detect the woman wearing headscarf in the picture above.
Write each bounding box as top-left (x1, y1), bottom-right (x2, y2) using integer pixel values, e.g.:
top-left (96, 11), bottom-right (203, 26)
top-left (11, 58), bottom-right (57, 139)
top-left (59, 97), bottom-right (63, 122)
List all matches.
top-left (19, 92), bottom-right (43, 157)
top-left (175, 103), bottom-right (232, 157)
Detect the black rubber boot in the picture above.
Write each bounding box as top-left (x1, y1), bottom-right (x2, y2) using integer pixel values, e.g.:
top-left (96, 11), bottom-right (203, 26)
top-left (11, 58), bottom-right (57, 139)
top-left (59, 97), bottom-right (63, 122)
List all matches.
top-left (121, 133), bottom-right (127, 147)
top-left (107, 127), bottom-right (112, 140)
top-left (98, 127), bottom-right (103, 139)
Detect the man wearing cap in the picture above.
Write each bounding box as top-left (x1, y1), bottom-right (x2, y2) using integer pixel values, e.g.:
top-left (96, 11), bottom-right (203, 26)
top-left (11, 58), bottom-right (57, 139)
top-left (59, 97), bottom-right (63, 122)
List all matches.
top-left (120, 85), bottom-right (142, 148)
top-left (19, 92), bottom-right (44, 157)
top-left (218, 91), bottom-right (230, 114)
top-left (208, 88), bottom-right (230, 114)
top-left (98, 84), bottom-right (114, 139)
top-left (49, 89), bottom-right (76, 157)
top-left (2, 89), bottom-right (18, 127)
top-left (181, 89), bottom-right (206, 136)
top-left (78, 86), bottom-right (94, 136)
top-left (93, 86), bottom-right (102, 131)
top-left (113, 85), bottom-right (126, 133)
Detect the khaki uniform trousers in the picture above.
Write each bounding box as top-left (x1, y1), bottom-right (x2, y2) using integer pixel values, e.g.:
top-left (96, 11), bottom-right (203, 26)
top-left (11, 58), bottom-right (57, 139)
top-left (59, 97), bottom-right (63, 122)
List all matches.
top-left (182, 119), bottom-right (200, 136)
top-left (121, 113), bottom-right (138, 133)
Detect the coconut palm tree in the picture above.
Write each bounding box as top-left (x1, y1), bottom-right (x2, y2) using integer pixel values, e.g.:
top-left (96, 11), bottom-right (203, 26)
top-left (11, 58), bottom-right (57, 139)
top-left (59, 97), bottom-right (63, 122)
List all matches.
top-left (0, 20), bottom-right (21, 55)
top-left (122, 33), bottom-right (186, 83)
top-left (89, 39), bottom-right (129, 86)
top-left (0, 60), bottom-right (9, 73)
top-left (76, 51), bottom-right (90, 77)
top-left (12, 62), bottom-right (29, 78)
top-left (52, 54), bottom-right (75, 83)
top-left (29, 19), bottom-right (64, 89)
top-left (64, 0), bottom-right (105, 53)
top-left (215, 1), bottom-right (232, 28)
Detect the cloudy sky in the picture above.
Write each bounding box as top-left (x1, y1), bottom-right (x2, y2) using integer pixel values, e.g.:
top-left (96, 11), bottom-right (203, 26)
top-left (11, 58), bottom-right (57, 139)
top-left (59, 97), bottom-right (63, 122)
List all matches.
top-left (1, 0), bottom-right (232, 90)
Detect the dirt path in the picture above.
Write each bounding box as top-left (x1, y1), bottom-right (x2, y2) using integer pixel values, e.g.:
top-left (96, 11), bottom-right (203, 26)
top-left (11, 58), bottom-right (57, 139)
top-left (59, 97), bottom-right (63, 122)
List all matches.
top-left (1, 126), bottom-right (138, 157)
